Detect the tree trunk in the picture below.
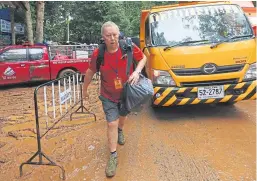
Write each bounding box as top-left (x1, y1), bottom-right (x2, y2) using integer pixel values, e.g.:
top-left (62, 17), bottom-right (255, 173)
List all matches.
top-left (10, 8), bottom-right (15, 45)
top-left (24, 1), bottom-right (34, 44)
top-left (35, 1), bottom-right (45, 43)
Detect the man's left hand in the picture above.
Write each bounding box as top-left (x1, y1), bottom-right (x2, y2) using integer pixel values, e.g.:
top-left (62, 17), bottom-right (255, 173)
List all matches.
top-left (128, 71), bottom-right (140, 85)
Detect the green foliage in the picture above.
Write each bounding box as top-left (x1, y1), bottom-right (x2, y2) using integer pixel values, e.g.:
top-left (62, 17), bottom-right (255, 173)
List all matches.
top-left (43, 1), bottom-right (177, 43)
top-left (43, 1), bottom-right (71, 42)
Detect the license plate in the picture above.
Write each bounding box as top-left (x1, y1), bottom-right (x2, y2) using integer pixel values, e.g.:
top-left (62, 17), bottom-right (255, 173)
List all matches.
top-left (197, 85), bottom-right (224, 100)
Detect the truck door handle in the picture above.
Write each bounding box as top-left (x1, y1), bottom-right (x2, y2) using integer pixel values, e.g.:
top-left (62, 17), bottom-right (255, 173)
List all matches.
top-left (20, 64), bottom-right (25, 67)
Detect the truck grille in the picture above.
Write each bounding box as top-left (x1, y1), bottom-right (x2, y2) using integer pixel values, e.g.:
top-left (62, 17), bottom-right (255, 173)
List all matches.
top-left (181, 79), bottom-right (238, 87)
top-left (172, 64), bottom-right (244, 76)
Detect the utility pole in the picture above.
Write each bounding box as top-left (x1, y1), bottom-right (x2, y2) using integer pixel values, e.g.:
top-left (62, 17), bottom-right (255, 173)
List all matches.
top-left (66, 13), bottom-right (70, 43)
top-left (10, 8), bottom-right (15, 45)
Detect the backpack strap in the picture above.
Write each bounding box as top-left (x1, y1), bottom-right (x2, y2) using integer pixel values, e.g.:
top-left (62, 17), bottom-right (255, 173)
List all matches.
top-left (119, 38), bottom-right (133, 76)
top-left (96, 43), bottom-right (105, 73)
top-left (119, 39), bottom-right (126, 57)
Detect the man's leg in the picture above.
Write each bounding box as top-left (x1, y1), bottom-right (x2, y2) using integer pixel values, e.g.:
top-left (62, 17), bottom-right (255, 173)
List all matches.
top-left (105, 119), bottom-right (119, 177)
top-left (118, 116), bottom-right (126, 130)
top-left (118, 116), bottom-right (126, 145)
top-left (107, 119), bottom-right (119, 152)
top-left (99, 95), bottom-right (120, 177)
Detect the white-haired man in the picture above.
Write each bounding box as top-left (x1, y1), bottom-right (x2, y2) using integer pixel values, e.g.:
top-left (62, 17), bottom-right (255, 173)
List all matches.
top-left (83, 21), bottom-right (147, 177)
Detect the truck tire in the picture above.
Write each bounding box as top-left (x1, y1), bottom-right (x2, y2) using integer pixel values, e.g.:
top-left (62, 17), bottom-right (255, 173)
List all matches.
top-left (58, 69), bottom-right (77, 86)
top-left (59, 69), bottom-right (76, 79)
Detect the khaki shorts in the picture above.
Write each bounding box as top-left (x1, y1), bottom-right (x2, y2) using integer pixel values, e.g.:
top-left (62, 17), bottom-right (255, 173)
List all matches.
top-left (99, 95), bottom-right (130, 122)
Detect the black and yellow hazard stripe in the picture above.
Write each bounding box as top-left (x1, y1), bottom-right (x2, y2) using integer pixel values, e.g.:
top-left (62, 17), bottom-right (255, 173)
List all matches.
top-left (152, 80), bottom-right (256, 106)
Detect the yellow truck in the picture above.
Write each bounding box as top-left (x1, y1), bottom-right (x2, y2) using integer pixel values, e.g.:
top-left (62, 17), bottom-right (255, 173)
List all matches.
top-left (139, 1), bottom-right (256, 107)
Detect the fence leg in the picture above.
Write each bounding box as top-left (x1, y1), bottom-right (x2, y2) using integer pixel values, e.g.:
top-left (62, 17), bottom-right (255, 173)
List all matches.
top-left (20, 151), bottom-right (66, 180)
top-left (70, 82), bottom-right (96, 122)
top-left (20, 151), bottom-right (39, 176)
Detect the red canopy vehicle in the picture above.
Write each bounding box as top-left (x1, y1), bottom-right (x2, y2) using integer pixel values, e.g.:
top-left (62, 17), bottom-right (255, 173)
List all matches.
top-left (0, 43), bottom-right (95, 85)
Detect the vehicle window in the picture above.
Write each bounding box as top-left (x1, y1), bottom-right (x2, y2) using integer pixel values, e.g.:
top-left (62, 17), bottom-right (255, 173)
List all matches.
top-left (149, 4), bottom-right (253, 46)
top-left (0, 48), bottom-right (27, 62)
top-left (29, 48), bottom-right (43, 60)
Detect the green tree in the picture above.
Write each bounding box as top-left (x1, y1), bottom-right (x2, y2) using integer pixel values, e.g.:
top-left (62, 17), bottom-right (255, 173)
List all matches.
top-left (42, 1), bottom-right (178, 43)
top-left (24, 1), bottom-right (34, 44)
top-left (35, 1), bottom-right (45, 43)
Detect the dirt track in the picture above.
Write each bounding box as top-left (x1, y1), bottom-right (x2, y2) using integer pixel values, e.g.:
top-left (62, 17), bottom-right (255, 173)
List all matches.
top-left (0, 83), bottom-right (256, 181)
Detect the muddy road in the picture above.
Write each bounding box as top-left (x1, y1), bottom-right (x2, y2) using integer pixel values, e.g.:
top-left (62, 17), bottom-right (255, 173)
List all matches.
top-left (0, 84), bottom-right (256, 181)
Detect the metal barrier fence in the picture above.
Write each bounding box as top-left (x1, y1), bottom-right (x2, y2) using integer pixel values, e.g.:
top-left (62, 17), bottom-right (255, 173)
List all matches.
top-left (48, 44), bottom-right (98, 60)
top-left (19, 72), bottom-right (96, 180)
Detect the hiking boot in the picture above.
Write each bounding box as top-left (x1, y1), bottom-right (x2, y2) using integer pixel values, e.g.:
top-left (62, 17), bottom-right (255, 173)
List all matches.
top-left (118, 130), bottom-right (125, 145)
top-left (105, 154), bottom-right (118, 177)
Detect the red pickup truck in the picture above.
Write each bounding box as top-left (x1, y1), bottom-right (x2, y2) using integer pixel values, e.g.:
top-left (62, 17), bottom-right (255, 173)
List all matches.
top-left (0, 44), bottom-right (94, 86)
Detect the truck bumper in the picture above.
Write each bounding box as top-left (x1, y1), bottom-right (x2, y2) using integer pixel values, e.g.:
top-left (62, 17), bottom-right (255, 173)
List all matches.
top-left (152, 80), bottom-right (256, 106)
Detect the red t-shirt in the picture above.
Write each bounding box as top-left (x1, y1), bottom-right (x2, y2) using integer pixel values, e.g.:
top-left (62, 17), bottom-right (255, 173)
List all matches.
top-left (89, 44), bottom-right (144, 102)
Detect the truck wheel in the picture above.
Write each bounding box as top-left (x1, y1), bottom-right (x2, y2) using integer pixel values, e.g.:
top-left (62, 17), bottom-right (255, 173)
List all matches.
top-left (59, 69), bottom-right (76, 78)
top-left (58, 69), bottom-right (77, 85)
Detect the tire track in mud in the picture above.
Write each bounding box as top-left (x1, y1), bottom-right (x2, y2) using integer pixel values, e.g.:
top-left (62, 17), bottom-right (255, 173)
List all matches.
top-left (150, 142), bottom-right (219, 181)
top-left (147, 123), bottom-right (219, 181)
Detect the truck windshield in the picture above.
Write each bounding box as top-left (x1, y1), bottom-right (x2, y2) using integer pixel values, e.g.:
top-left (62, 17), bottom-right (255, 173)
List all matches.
top-left (149, 4), bottom-right (253, 46)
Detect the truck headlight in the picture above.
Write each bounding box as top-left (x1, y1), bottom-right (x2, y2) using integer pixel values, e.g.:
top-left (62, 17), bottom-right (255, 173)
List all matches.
top-left (243, 63), bottom-right (256, 81)
top-left (152, 69), bottom-right (176, 86)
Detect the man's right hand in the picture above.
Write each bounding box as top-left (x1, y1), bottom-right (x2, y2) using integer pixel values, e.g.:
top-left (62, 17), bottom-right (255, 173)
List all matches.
top-left (83, 69), bottom-right (96, 100)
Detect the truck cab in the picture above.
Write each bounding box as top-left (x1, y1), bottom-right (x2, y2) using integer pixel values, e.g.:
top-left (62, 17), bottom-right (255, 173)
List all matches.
top-left (140, 1), bottom-right (256, 106)
top-left (0, 44), bottom-right (50, 85)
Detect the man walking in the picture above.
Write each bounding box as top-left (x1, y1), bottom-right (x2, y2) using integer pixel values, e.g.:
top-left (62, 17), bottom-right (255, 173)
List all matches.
top-left (83, 21), bottom-right (147, 177)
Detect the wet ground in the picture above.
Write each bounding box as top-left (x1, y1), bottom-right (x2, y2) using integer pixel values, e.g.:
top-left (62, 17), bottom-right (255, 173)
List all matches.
top-left (0, 83), bottom-right (256, 181)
